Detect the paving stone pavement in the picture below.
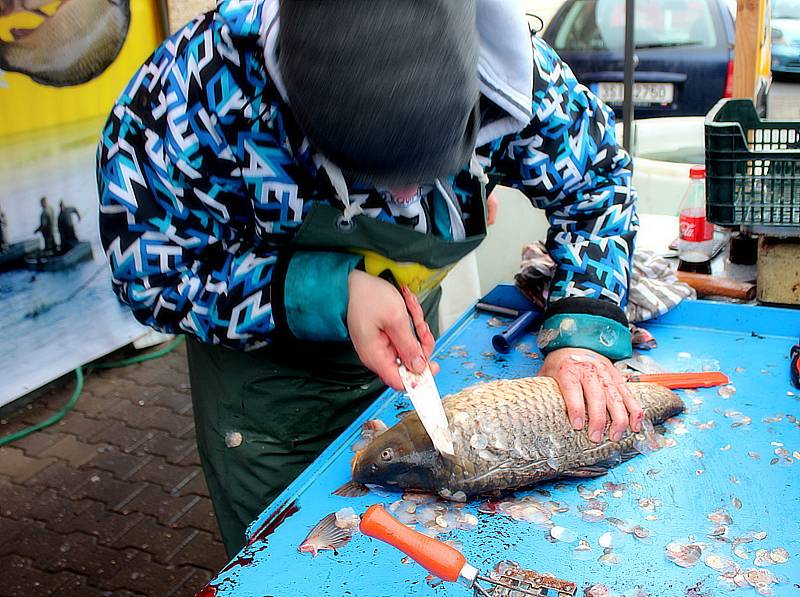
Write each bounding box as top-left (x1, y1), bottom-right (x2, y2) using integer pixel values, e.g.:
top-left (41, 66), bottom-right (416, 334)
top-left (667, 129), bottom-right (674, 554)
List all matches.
top-left (0, 344), bottom-right (228, 596)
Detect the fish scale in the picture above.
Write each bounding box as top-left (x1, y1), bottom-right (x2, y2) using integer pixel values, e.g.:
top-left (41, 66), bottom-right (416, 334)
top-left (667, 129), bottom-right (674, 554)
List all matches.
top-left (353, 377), bottom-right (684, 496)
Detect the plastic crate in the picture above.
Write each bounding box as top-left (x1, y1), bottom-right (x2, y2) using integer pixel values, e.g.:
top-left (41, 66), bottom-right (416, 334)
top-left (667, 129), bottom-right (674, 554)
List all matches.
top-left (705, 98), bottom-right (800, 228)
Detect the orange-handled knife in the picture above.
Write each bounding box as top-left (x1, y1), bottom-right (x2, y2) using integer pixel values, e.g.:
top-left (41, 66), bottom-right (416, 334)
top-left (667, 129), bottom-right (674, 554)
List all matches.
top-left (626, 371), bottom-right (730, 389)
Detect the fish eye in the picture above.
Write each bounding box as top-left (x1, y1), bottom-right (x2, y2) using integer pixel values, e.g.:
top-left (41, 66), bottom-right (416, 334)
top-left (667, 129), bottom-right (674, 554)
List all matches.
top-left (381, 448), bottom-right (394, 462)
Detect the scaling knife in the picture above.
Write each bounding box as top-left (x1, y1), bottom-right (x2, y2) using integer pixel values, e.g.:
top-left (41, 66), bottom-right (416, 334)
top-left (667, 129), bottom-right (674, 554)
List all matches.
top-left (397, 362), bottom-right (455, 457)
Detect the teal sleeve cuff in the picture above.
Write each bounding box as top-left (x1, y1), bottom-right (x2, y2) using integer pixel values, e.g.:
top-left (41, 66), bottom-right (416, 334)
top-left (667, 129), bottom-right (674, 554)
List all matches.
top-left (283, 252), bottom-right (362, 342)
top-left (537, 313), bottom-right (632, 361)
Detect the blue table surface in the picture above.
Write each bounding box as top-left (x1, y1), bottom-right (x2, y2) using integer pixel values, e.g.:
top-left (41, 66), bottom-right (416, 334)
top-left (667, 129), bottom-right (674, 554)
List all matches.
top-left (205, 299), bottom-right (800, 597)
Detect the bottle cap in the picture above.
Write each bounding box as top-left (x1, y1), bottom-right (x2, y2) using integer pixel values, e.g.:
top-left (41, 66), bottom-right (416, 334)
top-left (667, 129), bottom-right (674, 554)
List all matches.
top-left (689, 165), bottom-right (705, 179)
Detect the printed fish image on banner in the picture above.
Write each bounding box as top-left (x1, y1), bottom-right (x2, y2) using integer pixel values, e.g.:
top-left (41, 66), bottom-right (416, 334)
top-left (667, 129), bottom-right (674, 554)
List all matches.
top-left (0, 0), bottom-right (131, 87)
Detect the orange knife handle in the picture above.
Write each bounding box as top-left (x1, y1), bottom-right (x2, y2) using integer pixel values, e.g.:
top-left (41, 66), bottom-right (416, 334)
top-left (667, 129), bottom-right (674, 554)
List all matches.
top-left (631, 372), bottom-right (730, 389)
top-left (359, 504), bottom-right (466, 582)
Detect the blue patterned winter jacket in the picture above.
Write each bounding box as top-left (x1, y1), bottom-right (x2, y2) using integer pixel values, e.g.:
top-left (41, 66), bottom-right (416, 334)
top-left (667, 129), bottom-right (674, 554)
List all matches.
top-left (97, 0), bottom-right (638, 359)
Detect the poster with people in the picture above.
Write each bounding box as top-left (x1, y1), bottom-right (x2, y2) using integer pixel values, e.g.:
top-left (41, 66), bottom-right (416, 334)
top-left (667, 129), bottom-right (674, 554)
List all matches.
top-left (0, 0), bottom-right (164, 407)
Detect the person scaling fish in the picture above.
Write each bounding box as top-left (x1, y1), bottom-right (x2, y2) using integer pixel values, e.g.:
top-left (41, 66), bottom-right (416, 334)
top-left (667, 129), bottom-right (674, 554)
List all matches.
top-left (97, 0), bottom-right (642, 558)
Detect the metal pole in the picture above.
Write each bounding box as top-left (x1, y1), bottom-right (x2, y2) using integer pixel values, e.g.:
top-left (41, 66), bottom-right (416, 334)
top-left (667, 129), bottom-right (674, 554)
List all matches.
top-left (156, 0), bottom-right (171, 38)
top-left (622, 0), bottom-right (636, 151)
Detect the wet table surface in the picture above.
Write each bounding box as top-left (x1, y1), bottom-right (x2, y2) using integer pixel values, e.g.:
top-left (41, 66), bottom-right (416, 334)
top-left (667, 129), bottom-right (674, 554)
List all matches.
top-left (204, 298), bottom-right (800, 597)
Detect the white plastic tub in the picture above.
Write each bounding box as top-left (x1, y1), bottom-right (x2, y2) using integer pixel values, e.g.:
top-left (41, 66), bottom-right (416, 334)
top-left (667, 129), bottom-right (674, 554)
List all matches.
top-left (619, 116), bottom-right (706, 216)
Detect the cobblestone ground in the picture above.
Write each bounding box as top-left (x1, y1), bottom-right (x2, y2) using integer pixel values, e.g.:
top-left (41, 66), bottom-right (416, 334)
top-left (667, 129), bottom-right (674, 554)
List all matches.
top-left (0, 343), bottom-right (228, 596)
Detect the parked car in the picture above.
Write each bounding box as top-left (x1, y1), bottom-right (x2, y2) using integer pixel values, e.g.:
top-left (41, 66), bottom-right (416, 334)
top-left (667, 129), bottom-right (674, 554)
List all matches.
top-left (771, 0), bottom-right (800, 77)
top-left (523, 0), bottom-right (567, 33)
top-left (543, 0), bottom-right (741, 118)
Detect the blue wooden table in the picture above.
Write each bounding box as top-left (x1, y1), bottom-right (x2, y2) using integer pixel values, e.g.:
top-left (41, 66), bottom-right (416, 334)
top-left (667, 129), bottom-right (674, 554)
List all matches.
top-left (202, 299), bottom-right (800, 596)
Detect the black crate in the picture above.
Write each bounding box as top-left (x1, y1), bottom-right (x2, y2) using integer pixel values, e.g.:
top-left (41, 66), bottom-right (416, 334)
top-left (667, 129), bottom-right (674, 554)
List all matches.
top-left (705, 98), bottom-right (800, 228)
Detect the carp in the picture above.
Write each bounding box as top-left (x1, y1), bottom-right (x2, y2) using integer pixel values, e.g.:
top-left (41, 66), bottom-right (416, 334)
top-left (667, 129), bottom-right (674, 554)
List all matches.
top-left (350, 377), bottom-right (684, 497)
top-left (0, 0), bottom-right (130, 87)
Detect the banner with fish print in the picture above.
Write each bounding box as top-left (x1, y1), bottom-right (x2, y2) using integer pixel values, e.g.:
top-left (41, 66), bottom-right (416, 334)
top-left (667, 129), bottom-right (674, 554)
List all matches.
top-left (0, 0), bottom-right (164, 408)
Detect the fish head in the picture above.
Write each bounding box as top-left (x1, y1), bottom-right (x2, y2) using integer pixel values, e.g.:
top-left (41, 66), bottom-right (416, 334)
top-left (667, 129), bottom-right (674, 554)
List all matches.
top-left (352, 416), bottom-right (440, 491)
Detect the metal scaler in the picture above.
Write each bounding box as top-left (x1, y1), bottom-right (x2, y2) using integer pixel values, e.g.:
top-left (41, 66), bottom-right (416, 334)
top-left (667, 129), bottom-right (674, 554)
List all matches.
top-left (360, 505), bottom-right (577, 597)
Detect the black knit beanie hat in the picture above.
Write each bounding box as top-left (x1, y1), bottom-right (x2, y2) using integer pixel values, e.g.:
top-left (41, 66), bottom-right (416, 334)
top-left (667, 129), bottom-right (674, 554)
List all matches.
top-left (278, 0), bottom-right (480, 186)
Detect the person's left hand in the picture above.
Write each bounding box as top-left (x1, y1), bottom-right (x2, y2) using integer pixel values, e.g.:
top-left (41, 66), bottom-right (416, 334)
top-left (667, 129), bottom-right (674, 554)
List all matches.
top-left (537, 347), bottom-right (643, 444)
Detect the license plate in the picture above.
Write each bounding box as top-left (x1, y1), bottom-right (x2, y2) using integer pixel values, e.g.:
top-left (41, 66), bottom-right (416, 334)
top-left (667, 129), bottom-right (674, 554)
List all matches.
top-left (596, 82), bottom-right (674, 106)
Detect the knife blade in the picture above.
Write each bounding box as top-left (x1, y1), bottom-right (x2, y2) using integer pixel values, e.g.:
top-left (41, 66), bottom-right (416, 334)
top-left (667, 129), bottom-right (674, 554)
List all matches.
top-left (618, 351), bottom-right (668, 375)
top-left (397, 362), bottom-right (455, 457)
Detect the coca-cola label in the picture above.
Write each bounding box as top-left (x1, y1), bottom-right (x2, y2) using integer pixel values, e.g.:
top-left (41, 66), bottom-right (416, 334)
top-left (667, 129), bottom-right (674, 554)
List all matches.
top-left (679, 214), bottom-right (713, 242)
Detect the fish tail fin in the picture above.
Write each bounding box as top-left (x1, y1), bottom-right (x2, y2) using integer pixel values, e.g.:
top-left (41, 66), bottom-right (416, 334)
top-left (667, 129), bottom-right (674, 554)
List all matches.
top-left (298, 513), bottom-right (353, 556)
top-left (333, 480), bottom-right (370, 498)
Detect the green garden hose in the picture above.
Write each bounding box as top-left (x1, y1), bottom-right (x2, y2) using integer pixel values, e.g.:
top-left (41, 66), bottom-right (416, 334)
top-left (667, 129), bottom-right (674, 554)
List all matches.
top-left (0, 336), bottom-right (185, 447)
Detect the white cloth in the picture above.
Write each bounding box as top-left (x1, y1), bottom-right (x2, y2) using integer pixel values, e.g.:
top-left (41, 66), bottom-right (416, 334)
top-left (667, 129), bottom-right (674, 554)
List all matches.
top-left (515, 242), bottom-right (697, 323)
top-left (475, 0), bottom-right (534, 146)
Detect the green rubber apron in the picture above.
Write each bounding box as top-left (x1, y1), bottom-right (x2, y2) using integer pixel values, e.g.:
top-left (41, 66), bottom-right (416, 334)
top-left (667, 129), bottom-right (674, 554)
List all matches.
top-left (188, 187), bottom-right (486, 557)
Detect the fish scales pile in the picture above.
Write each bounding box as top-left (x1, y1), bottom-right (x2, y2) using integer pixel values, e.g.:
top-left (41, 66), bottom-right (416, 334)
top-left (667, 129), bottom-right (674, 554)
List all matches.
top-left (353, 377), bottom-right (684, 496)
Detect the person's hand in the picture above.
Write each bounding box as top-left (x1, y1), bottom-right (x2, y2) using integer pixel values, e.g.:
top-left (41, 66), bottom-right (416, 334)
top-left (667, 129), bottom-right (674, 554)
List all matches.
top-left (487, 192), bottom-right (498, 226)
top-left (537, 347), bottom-right (643, 443)
top-left (347, 270), bottom-right (438, 390)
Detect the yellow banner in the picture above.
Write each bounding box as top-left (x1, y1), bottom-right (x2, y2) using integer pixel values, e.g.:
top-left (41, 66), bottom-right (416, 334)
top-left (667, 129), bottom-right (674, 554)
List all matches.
top-left (0, 0), bottom-right (163, 137)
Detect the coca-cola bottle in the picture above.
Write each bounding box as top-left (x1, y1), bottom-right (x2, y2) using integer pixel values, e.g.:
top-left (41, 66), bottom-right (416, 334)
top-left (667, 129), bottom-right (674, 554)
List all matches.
top-left (678, 165), bottom-right (713, 275)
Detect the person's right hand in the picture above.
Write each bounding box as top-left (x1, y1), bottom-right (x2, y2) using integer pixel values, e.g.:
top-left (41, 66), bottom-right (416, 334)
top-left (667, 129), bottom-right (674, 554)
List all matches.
top-left (347, 270), bottom-right (437, 390)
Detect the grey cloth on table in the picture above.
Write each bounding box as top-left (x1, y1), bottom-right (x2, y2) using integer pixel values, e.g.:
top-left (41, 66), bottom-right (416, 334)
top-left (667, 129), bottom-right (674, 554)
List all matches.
top-left (514, 242), bottom-right (696, 323)
top-left (626, 249), bottom-right (696, 322)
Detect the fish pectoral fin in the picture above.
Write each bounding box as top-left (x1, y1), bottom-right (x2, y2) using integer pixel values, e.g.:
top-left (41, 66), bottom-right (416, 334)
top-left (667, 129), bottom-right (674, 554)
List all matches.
top-left (560, 467), bottom-right (609, 478)
top-left (332, 480), bottom-right (370, 498)
top-left (590, 451), bottom-right (634, 469)
top-left (298, 512), bottom-right (354, 556)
